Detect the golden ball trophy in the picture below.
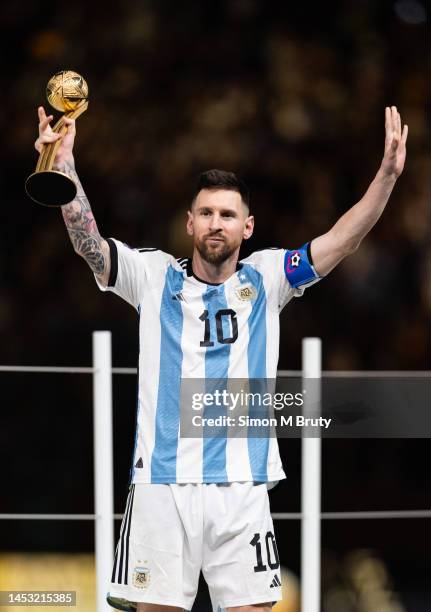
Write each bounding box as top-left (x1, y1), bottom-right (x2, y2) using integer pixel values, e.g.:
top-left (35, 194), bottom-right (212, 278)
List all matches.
top-left (25, 70), bottom-right (89, 206)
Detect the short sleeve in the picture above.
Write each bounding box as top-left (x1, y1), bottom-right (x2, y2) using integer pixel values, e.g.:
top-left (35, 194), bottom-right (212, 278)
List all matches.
top-left (241, 244), bottom-right (321, 312)
top-left (94, 238), bottom-right (172, 310)
top-left (276, 242), bottom-right (321, 309)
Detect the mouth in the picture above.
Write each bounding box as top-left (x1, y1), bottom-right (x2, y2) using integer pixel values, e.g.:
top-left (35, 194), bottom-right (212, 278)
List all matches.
top-left (205, 236), bottom-right (225, 245)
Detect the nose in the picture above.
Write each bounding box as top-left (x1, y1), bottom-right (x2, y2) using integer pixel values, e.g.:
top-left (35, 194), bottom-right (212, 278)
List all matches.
top-left (209, 212), bottom-right (222, 232)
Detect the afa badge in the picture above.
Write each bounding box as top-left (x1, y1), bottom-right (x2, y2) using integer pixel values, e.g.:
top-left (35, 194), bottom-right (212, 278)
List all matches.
top-left (235, 283), bottom-right (257, 301)
top-left (133, 565), bottom-right (151, 590)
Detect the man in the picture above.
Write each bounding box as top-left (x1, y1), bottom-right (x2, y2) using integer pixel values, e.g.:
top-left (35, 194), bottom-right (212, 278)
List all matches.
top-left (35, 106), bottom-right (407, 612)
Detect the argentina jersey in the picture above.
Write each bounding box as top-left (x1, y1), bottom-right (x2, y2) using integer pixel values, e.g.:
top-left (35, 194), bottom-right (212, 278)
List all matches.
top-left (95, 239), bottom-right (321, 484)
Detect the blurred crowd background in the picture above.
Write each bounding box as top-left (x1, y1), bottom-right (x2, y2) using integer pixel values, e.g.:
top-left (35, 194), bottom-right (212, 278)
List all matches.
top-left (1, 1), bottom-right (430, 610)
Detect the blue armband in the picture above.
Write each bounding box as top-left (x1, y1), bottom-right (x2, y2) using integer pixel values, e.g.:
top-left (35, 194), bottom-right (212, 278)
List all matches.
top-left (284, 243), bottom-right (320, 288)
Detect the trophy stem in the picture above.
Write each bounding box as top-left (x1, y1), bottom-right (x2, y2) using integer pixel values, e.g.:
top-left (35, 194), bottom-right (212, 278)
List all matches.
top-left (36, 100), bottom-right (89, 174)
top-left (26, 98), bottom-right (89, 207)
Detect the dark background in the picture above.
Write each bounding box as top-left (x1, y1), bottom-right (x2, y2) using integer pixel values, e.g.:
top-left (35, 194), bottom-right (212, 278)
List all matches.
top-left (1, 1), bottom-right (430, 610)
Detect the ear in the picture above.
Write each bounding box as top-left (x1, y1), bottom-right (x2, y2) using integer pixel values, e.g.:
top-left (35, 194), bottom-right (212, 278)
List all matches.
top-left (186, 210), bottom-right (194, 236)
top-left (243, 214), bottom-right (254, 240)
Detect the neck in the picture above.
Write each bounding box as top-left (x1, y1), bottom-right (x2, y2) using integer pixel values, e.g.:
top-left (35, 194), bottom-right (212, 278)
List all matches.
top-left (191, 247), bottom-right (239, 284)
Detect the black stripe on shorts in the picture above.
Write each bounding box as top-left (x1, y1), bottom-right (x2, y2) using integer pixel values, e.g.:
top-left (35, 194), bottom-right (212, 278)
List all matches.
top-left (112, 485), bottom-right (135, 584)
top-left (124, 484), bottom-right (135, 585)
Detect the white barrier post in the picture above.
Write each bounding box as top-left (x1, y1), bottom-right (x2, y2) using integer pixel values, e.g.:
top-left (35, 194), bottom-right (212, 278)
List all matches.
top-left (301, 337), bottom-right (322, 612)
top-left (93, 331), bottom-right (114, 612)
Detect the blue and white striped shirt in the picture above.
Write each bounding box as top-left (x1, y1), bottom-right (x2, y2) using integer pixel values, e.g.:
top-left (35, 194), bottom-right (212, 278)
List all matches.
top-left (97, 240), bottom-right (320, 484)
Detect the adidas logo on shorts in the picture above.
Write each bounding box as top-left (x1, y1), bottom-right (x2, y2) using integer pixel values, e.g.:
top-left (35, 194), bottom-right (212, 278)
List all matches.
top-left (270, 574), bottom-right (282, 588)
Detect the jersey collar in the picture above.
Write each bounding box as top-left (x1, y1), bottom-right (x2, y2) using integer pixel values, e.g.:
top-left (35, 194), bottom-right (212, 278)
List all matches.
top-left (186, 258), bottom-right (243, 286)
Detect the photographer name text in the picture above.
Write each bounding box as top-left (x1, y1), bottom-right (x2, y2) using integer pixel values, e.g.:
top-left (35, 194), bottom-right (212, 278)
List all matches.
top-left (191, 415), bottom-right (332, 429)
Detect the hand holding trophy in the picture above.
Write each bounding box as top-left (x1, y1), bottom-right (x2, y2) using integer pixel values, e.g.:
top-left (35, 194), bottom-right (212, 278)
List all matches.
top-left (26, 70), bottom-right (88, 206)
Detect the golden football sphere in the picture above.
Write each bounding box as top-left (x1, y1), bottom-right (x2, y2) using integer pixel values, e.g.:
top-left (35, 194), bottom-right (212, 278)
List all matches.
top-left (46, 70), bottom-right (89, 112)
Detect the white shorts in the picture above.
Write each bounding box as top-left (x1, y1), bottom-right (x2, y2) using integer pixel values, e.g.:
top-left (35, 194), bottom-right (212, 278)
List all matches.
top-left (107, 482), bottom-right (282, 611)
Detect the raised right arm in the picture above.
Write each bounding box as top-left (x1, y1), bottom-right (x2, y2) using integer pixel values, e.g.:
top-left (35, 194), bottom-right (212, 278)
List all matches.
top-left (57, 159), bottom-right (111, 286)
top-left (35, 107), bottom-right (111, 286)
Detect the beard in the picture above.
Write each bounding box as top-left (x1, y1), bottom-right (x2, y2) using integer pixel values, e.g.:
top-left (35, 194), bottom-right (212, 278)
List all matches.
top-left (195, 235), bottom-right (238, 265)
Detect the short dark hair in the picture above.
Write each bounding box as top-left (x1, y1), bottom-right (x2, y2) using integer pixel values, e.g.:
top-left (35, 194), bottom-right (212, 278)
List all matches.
top-left (192, 169), bottom-right (250, 210)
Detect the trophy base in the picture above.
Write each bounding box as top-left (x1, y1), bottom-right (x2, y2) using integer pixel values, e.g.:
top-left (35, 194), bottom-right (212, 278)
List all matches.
top-left (25, 170), bottom-right (77, 207)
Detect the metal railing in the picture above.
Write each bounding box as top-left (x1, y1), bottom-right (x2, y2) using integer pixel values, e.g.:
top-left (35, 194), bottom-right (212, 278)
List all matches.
top-left (1, 333), bottom-right (430, 612)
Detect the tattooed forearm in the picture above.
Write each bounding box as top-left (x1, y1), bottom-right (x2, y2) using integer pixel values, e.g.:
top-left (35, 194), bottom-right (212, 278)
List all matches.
top-left (67, 229), bottom-right (106, 275)
top-left (58, 159), bottom-right (108, 278)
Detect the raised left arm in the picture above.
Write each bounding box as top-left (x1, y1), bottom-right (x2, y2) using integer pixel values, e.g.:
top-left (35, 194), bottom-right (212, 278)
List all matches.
top-left (310, 106), bottom-right (408, 277)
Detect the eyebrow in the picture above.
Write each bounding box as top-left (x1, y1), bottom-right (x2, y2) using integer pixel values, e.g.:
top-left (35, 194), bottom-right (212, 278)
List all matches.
top-left (197, 206), bottom-right (238, 215)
